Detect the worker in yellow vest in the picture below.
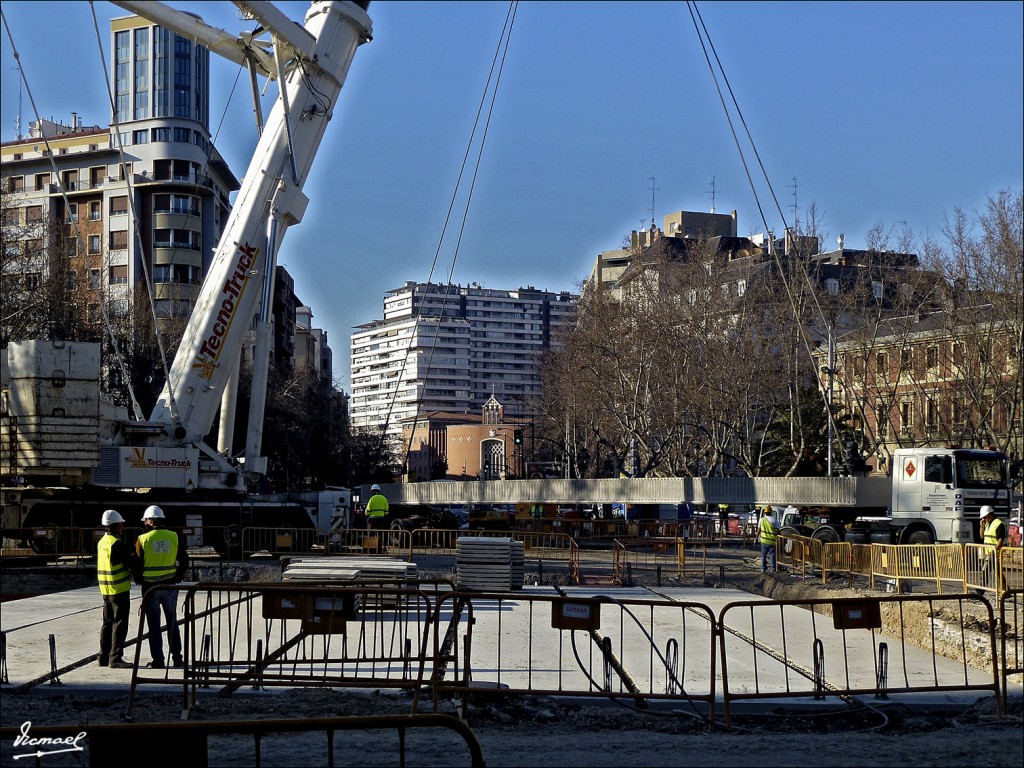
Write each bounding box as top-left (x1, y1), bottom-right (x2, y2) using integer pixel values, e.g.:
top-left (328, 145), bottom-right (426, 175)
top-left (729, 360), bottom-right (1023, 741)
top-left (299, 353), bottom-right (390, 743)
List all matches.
top-left (759, 506), bottom-right (779, 574)
top-left (135, 505), bottom-right (188, 669)
top-left (97, 509), bottom-right (136, 669)
top-left (979, 505), bottom-right (1007, 589)
top-left (365, 485), bottom-right (389, 530)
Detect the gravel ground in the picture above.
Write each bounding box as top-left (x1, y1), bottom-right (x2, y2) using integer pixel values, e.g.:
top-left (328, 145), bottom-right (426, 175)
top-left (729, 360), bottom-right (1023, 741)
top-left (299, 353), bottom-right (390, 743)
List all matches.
top-left (1, 686), bottom-right (1022, 767)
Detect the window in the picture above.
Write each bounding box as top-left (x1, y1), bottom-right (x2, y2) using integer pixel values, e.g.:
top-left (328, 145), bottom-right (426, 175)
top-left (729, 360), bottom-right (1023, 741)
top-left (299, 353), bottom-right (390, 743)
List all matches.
top-left (109, 230), bottom-right (128, 250)
top-left (871, 280), bottom-right (883, 300)
top-left (926, 345), bottom-right (938, 370)
top-left (109, 265), bottom-right (128, 284)
top-left (8, 176), bottom-right (25, 192)
top-left (173, 127), bottom-right (191, 143)
top-left (88, 235), bottom-right (101, 254)
top-left (875, 352), bottom-right (888, 376)
top-left (132, 129), bottom-right (149, 145)
top-left (66, 237), bottom-right (79, 257)
top-left (925, 396), bottom-right (938, 428)
top-left (109, 299), bottom-right (129, 317)
top-left (153, 193), bottom-right (198, 215)
top-left (952, 399), bottom-right (966, 427)
top-left (61, 170), bottom-right (78, 190)
top-left (924, 455), bottom-right (951, 484)
top-left (109, 196), bottom-right (128, 215)
top-left (900, 348), bottom-right (913, 371)
top-left (876, 399), bottom-right (889, 440)
top-left (152, 127), bottom-right (171, 142)
top-left (24, 272), bottom-right (41, 290)
top-left (89, 270), bottom-right (101, 289)
top-left (2, 208), bottom-right (19, 225)
top-left (900, 401), bottom-right (912, 434)
top-left (154, 228), bottom-right (199, 249)
top-left (825, 278), bottom-right (840, 295)
top-left (90, 167), bottom-right (105, 187)
top-left (34, 173), bottom-right (50, 191)
top-left (737, 279), bottom-right (746, 297)
top-left (66, 203), bottom-right (78, 223)
top-left (89, 201), bottom-right (101, 221)
top-left (952, 342), bottom-right (965, 366)
top-left (26, 205), bottom-right (43, 222)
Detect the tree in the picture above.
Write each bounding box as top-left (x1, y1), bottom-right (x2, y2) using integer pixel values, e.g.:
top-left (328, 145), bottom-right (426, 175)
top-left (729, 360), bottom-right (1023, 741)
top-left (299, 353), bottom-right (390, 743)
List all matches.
top-left (1, 185), bottom-right (94, 344)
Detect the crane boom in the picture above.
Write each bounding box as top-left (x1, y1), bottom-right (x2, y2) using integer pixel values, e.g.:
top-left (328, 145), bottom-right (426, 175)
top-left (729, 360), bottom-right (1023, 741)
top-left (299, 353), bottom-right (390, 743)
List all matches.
top-left (136, 2), bottom-right (371, 482)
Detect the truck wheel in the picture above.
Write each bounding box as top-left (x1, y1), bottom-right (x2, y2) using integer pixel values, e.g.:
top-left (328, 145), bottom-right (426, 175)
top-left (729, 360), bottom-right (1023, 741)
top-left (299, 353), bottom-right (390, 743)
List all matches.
top-left (907, 530), bottom-right (933, 545)
top-left (214, 524), bottom-right (243, 560)
top-left (811, 527), bottom-right (841, 544)
top-left (387, 521), bottom-right (406, 549)
top-left (778, 526), bottom-right (800, 557)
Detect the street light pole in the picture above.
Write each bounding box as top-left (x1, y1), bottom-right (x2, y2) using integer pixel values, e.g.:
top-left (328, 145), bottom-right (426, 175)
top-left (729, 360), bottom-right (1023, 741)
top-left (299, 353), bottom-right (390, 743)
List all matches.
top-left (826, 328), bottom-right (835, 477)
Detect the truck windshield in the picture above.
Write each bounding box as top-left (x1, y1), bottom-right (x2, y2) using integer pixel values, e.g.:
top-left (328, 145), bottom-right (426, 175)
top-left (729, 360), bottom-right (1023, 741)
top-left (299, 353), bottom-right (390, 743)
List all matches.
top-left (955, 456), bottom-right (1006, 487)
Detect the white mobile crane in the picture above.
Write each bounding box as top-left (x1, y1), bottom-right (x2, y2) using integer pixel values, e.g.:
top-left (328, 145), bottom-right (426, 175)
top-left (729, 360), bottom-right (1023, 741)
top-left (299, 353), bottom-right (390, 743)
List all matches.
top-left (1, 1), bottom-right (372, 554)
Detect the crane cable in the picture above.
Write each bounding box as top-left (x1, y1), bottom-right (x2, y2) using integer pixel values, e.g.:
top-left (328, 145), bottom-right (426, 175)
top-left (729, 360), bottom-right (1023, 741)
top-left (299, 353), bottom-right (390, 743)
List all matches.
top-left (87, 1), bottom-right (252, 426)
top-left (1, 8), bottom-right (147, 420)
top-left (375, 1), bottom-right (519, 469)
top-left (686, 1), bottom-right (845, 462)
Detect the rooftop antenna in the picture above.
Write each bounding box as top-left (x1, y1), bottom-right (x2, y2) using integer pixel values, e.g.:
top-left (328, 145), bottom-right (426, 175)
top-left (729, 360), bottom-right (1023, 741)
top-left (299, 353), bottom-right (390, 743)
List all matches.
top-left (707, 176), bottom-right (717, 213)
top-left (789, 176), bottom-right (800, 219)
top-left (13, 65), bottom-right (23, 139)
top-left (648, 176), bottom-right (658, 229)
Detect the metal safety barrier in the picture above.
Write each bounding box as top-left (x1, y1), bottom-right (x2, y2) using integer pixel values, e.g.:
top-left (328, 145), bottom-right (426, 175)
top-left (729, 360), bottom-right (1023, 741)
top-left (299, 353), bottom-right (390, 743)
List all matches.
top-left (869, 543), bottom-right (965, 594)
top-left (431, 590), bottom-right (719, 725)
top-left (411, 528), bottom-right (572, 561)
top-left (777, 533), bottom-right (822, 577)
top-left (124, 582), bottom-right (439, 719)
top-left (241, 526), bottom-right (327, 559)
top-left (965, 544), bottom-right (1024, 595)
top-left (717, 593), bottom-right (1002, 727)
top-left (999, 588), bottom-right (1024, 714)
top-left (0, 526), bottom-right (88, 563)
top-left (608, 537), bottom-right (707, 586)
top-left (820, 541), bottom-right (857, 585)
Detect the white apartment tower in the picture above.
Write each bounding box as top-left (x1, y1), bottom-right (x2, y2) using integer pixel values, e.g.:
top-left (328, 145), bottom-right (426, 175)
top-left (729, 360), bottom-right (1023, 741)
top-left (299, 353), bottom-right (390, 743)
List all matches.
top-left (351, 282), bottom-right (578, 437)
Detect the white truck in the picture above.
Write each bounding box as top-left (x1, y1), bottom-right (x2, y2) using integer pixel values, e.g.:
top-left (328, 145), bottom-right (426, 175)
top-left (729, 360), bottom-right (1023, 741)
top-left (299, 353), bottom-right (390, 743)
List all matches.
top-left (1, 1), bottom-right (372, 555)
top-left (776, 446), bottom-right (1013, 546)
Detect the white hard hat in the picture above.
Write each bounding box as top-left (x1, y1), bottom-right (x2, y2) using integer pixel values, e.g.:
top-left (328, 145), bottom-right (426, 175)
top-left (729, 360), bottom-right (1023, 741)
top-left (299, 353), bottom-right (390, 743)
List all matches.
top-left (979, 505), bottom-right (995, 518)
top-left (142, 505), bottom-right (165, 520)
top-left (101, 509), bottom-right (124, 526)
top-left (370, 484), bottom-right (381, 492)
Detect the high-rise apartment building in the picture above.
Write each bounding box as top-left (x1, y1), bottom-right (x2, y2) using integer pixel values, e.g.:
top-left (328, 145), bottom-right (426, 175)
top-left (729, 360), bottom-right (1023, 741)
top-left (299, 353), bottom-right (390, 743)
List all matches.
top-left (351, 282), bottom-right (578, 438)
top-left (1, 12), bottom-right (238, 343)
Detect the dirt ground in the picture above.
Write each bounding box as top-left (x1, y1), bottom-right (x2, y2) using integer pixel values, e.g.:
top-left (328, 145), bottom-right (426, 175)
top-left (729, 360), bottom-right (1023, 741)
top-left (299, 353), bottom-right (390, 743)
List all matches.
top-left (2, 544), bottom-right (1022, 767)
top-left (1, 687), bottom-right (1021, 767)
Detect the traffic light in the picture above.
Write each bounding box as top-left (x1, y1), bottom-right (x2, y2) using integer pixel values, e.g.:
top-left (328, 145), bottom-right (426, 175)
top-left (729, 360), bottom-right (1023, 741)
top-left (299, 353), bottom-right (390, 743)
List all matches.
top-left (514, 429), bottom-right (523, 445)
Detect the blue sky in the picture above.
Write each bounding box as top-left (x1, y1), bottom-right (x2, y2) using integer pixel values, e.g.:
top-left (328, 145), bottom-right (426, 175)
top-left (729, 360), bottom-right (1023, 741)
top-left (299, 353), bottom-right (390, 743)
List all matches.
top-left (2, 1), bottom-right (1022, 390)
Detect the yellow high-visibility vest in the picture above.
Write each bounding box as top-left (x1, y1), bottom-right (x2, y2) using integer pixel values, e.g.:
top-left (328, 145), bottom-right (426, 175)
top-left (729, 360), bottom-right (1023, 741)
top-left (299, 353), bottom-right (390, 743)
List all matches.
top-left (983, 518), bottom-right (1006, 550)
top-left (97, 533), bottom-right (131, 595)
top-left (759, 516), bottom-right (777, 546)
top-left (137, 528), bottom-right (178, 583)
top-left (365, 493), bottom-right (389, 518)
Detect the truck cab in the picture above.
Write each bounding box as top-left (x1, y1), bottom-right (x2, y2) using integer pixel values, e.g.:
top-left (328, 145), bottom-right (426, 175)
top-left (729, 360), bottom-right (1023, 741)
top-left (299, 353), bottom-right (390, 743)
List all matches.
top-left (891, 447), bottom-right (1011, 545)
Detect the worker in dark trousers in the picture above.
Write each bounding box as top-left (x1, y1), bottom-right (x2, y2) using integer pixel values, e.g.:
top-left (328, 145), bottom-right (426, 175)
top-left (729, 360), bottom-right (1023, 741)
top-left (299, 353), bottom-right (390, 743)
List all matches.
top-left (97, 509), bottom-right (136, 669)
top-left (365, 484), bottom-right (389, 553)
top-left (135, 505), bottom-right (189, 668)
